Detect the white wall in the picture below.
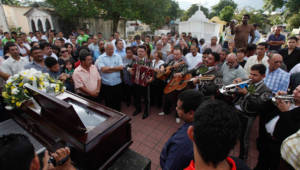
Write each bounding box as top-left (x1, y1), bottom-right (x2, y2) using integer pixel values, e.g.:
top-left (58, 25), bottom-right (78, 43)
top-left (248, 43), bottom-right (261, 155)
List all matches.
top-left (179, 21), bottom-right (220, 42)
top-left (0, 4), bottom-right (9, 32)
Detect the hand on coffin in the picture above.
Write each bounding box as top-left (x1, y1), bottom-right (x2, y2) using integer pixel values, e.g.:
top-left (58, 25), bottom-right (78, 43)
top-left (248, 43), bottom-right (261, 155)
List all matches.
top-left (58, 73), bottom-right (68, 82)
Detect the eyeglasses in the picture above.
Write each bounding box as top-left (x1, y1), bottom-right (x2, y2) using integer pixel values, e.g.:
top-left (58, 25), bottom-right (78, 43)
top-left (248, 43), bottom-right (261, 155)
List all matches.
top-left (61, 50), bottom-right (68, 53)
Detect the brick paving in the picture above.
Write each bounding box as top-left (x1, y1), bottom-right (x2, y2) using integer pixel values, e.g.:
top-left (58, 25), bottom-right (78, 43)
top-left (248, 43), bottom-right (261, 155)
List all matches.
top-left (120, 102), bottom-right (259, 170)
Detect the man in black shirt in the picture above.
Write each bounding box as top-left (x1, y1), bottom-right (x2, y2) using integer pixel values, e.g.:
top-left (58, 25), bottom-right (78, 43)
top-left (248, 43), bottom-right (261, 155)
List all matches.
top-left (279, 36), bottom-right (300, 72)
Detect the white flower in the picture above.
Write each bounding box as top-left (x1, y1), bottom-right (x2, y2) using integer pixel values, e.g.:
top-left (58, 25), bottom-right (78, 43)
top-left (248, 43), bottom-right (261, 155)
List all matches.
top-left (7, 78), bottom-right (13, 84)
top-left (11, 88), bottom-right (20, 95)
top-left (50, 83), bottom-right (57, 88)
top-left (24, 83), bottom-right (30, 87)
top-left (13, 74), bottom-right (20, 79)
top-left (44, 81), bottom-right (50, 87)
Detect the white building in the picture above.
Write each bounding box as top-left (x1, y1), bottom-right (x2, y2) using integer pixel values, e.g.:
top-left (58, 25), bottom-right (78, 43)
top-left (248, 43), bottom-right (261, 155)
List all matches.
top-left (24, 7), bottom-right (56, 32)
top-left (179, 7), bottom-right (220, 42)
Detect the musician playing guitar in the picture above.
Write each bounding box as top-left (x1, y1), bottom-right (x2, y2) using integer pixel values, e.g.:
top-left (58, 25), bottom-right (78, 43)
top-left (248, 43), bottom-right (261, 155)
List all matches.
top-left (128, 45), bottom-right (153, 119)
top-left (192, 52), bottom-right (223, 97)
top-left (158, 48), bottom-right (188, 123)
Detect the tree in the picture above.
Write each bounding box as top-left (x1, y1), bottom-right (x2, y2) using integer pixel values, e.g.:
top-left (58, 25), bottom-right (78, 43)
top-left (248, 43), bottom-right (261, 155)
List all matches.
top-left (219, 6), bottom-right (234, 22)
top-left (181, 4), bottom-right (209, 21)
top-left (1, 0), bottom-right (20, 5)
top-left (234, 8), bottom-right (270, 31)
top-left (46, 0), bottom-right (180, 32)
top-left (210, 0), bottom-right (237, 18)
top-left (166, 1), bottom-right (184, 20)
top-left (287, 12), bottom-right (300, 30)
top-left (264, 0), bottom-right (299, 14)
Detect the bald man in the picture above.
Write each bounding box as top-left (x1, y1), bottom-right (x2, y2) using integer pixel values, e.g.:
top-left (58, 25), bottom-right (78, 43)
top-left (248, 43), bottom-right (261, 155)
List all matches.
top-left (264, 53), bottom-right (290, 93)
top-left (220, 53), bottom-right (248, 85)
top-left (202, 36), bottom-right (222, 53)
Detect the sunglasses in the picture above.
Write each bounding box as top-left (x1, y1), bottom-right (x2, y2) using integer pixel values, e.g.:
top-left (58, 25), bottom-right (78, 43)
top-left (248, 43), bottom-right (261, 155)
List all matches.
top-left (61, 50), bottom-right (68, 53)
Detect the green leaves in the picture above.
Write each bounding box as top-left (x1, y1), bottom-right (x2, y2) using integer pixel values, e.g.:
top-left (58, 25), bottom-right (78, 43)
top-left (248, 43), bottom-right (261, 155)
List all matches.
top-left (1, 0), bottom-right (20, 6)
top-left (287, 12), bottom-right (300, 30)
top-left (219, 6), bottom-right (234, 22)
top-left (46, 0), bottom-right (181, 32)
top-left (211, 0), bottom-right (237, 17)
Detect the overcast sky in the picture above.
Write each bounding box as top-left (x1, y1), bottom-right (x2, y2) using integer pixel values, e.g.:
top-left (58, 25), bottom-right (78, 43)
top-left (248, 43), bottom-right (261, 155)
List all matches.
top-left (176, 0), bottom-right (264, 10)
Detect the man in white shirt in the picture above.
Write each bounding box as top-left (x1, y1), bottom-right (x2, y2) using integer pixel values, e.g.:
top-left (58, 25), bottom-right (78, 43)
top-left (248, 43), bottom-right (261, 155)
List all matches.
top-left (248, 24), bottom-right (261, 44)
top-left (161, 36), bottom-right (171, 56)
top-left (53, 31), bottom-right (67, 43)
top-left (244, 42), bottom-right (269, 75)
top-left (111, 32), bottom-right (126, 50)
top-left (40, 42), bottom-right (58, 60)
top-left (0, 43), bottom-right (28, 77)
top-left (185, 45), bottom-right (202, 70)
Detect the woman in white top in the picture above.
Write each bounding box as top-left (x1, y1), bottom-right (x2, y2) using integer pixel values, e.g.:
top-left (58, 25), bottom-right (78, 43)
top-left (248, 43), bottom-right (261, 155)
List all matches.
top-left (150, 51), bottom-right (165, 108)
top-left (151, 51), bottom-right (165, 70)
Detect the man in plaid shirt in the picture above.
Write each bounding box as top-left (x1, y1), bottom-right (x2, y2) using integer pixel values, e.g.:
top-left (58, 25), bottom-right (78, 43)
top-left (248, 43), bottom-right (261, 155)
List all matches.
top-left (264, 53), bottom-right (290, 93)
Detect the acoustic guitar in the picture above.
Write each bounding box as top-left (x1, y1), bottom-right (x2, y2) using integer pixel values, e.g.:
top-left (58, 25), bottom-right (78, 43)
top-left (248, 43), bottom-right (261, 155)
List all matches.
top-left (156, 61), bottom-right (185, 80)
top-left (164, 74), bottom-right (215, 94)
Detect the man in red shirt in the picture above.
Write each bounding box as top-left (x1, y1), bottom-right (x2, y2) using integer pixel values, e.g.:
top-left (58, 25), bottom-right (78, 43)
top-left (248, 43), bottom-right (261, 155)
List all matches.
top-left (185, 100), bottom-right (250, 170)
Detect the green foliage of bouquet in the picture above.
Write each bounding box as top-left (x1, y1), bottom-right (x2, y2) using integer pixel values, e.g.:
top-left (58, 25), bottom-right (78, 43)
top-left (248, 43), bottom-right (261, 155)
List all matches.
top-left (1, 68), bottom-right (65, 108)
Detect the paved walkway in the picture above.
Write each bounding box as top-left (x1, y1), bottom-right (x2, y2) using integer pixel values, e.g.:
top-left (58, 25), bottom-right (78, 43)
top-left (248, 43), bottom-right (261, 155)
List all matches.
top-left (119, 103), bottom-right (259, 170)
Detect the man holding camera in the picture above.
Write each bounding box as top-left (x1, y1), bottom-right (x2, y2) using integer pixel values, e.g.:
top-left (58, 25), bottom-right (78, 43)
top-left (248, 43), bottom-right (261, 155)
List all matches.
top-left (0, 134), bottom-right (76, 170)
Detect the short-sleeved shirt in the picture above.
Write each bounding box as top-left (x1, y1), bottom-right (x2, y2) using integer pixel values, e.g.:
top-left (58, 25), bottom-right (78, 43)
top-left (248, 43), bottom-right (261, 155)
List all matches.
top-left (114, 49), bottom-right (126, 59)
top-left (72, 65), bottom-right (101, 95)
top-left (224, 26), bottom-right (235, 42)
top-left (161, 43), bottom-right (171, 55)
top-left (96, 53), bottom-right (123, 86)
top-left (268, 34), bottom-right (286, 51)
top-left (160, 123), bottom-right (193, 170)
top-left (0, 56), bottom-right (28, 76)
top-left (243, 55), bottom-right (269, 76)
top-left (279, 47), bottom-right (300, 72)
top-left (264, 68), bottom-right (290, 93)
top-left (24, 62), bottom-right (48, 73)
top-left (281, 129), bottom-right (300, 170)
top-left (185, 52), bottom-right (203, 70)
top-left (202, 43), bottom-right (222, 54)
top-left (221, 63), bottom-right (248, 85)
top-left (1, 38), bottom-right (15, 46)
top-left (76, 34), bottom-right (89, 46)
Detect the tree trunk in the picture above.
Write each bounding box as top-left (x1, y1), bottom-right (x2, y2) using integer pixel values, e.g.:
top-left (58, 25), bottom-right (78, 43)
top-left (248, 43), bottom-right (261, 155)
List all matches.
top-left (112, 16), bottom-right (120, 33)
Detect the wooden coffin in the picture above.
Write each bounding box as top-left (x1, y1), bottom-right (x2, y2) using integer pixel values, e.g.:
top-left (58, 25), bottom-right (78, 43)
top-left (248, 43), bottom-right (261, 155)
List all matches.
top-left (9, 85), bottom-right (132, 170)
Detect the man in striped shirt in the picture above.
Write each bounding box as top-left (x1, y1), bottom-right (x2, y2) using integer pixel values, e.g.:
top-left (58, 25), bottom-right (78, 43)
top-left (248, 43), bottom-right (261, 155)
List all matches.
top-left (264, 53), bottom-right (290, 93)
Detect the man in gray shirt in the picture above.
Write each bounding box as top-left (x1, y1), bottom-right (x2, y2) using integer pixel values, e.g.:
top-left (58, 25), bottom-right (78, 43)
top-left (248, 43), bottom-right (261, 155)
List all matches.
top-left (221, 53), bottom-right (248, 85)
top-left (24, 47), bottom-right (48, 73)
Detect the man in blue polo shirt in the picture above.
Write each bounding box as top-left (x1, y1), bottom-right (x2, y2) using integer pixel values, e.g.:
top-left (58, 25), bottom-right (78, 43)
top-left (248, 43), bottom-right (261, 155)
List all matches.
top-left (96, 42), bottom-right (124, 111)
top-left (267, 26), bottom-right (286, 51)
top-left (160, 89), bottom-right (203, 170)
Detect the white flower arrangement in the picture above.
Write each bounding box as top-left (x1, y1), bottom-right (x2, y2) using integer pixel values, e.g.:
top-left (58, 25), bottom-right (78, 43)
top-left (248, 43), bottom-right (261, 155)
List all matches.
top-left (2, 68), bottom-right (66, 108)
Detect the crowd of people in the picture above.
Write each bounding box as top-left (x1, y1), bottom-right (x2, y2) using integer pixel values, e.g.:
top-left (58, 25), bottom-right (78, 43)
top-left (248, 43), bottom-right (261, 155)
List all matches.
top-left (0, 13), bottom-right (300, 170)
